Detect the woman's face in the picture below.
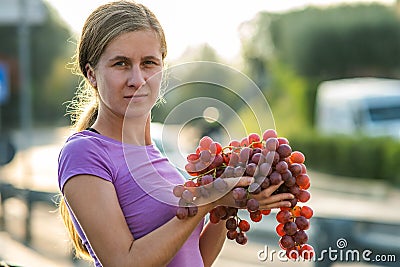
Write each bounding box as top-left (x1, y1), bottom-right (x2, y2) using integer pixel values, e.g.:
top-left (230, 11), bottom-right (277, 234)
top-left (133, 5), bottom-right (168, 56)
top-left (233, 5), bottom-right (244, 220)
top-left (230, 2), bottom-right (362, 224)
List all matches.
top-left (87, 30), bottom-right (163, 120)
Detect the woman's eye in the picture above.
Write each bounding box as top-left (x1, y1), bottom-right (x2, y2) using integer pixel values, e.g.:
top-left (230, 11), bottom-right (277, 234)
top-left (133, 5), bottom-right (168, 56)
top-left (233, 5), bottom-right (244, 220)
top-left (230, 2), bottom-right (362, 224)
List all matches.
top-left (114, 61), bottom-right (127, 66)
top-left (144, 60), bottom-right (157, 66)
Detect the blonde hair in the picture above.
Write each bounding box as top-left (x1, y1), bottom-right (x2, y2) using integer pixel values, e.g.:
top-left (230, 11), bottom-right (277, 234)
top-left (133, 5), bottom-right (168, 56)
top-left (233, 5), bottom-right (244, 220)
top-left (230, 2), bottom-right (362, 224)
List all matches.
top-left (59, 0), bottom-right (167, 260)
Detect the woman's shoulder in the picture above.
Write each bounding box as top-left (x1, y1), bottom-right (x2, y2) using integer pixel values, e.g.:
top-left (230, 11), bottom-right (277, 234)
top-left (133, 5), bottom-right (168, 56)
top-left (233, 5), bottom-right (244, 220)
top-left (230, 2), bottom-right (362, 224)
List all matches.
top-left (60, 130), bottom-right (114, 158)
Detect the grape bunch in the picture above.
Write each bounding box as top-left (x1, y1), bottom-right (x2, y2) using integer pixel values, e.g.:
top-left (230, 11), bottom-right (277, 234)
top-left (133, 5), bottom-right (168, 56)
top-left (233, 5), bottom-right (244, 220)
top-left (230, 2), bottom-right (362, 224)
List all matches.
top-left (172, 129), bottom-right (314, 259)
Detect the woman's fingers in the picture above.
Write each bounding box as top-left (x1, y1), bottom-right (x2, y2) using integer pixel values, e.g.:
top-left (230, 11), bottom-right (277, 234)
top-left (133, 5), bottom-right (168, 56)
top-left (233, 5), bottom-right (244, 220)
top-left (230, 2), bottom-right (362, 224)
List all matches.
top-left (221, 176), bottom-right (254, 189)
top-left (249, 181), bottom-right (295, 210)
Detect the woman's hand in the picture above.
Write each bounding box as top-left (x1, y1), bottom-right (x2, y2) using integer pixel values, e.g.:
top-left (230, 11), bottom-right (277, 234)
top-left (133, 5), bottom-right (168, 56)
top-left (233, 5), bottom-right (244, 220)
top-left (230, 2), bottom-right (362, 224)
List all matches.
top-left (206, 177), bottom-right (294, 210)
top-left (249, 181), bottom-right (294, 210)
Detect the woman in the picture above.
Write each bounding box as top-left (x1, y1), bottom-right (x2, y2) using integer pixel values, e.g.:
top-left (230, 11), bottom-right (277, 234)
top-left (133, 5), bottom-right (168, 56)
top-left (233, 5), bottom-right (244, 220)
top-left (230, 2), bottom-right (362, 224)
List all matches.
top-left (58, 1), bottom-right (294, 266)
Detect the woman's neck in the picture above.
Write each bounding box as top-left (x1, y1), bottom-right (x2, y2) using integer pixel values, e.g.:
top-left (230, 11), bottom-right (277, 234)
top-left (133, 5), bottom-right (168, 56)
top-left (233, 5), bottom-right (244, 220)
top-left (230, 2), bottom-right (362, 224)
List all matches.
top-left (91, 114), bottom-right (152, 146)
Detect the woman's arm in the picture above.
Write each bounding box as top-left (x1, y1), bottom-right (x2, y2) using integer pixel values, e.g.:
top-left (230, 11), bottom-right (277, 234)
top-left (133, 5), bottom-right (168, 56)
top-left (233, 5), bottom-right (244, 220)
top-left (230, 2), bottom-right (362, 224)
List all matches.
top-left (63, 174), bottom-right (213, 267)
top-left (199, 220), bottom-right (227, 267)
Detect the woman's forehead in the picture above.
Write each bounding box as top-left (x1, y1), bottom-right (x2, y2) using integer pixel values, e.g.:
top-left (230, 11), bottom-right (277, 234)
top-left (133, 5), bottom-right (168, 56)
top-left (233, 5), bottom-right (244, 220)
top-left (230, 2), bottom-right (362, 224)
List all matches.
top-left (103, 30), bottom-right (162, 57)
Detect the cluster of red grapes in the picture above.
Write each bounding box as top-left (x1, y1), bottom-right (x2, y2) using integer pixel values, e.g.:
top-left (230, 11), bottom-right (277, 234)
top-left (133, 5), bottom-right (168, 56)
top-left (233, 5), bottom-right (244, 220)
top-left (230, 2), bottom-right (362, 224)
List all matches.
top-left (172, 129), bottom-right (314, 259)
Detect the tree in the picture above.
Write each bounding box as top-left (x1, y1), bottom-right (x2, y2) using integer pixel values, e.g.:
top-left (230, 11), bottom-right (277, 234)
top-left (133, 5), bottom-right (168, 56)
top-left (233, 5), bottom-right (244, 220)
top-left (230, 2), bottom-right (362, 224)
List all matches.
top-left (0, 1), bottom-right (77, 128)
top-left (240, 3), bottom-right (400, 132)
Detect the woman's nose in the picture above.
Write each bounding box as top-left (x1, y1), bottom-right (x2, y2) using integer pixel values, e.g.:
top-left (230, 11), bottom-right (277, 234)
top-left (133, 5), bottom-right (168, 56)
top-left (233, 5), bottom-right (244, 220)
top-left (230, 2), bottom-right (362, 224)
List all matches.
top-left (128, 65), bottom-right (146, 89)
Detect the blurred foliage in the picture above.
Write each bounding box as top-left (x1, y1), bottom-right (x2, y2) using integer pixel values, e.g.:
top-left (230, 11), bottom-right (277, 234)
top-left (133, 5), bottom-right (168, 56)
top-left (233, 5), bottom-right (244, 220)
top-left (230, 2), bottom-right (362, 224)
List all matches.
top-left (240, 3), bottom-right (400, 134)
top-left (0, 1), bottom-right (77, 129)
top-left (289, 133), bottom-right (400, 186)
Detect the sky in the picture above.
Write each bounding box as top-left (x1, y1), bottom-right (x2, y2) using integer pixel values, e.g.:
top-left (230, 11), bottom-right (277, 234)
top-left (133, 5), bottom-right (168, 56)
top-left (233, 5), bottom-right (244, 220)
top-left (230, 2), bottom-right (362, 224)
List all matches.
top-left (45, 0), bottom-right (395, 62)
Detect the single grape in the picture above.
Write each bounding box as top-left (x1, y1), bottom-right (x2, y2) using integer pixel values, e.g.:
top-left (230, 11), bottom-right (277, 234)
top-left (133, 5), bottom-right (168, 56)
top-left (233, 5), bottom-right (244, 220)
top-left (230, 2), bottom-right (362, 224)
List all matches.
top-left (187, 204), bottom-right (198, 217)
top-left (226, 230), bottom-right (238, 240)
top-left (290, 151), bottom-right (305, 164)
top-left (181, 189), bottom-right (194, 203)
top-left (276, 223), bottom-right (285, 236)
top-left (294, 230), bottom-right (308, 245)
top-left (283, 221), bottom-right (298, 236)
top-left (289, 163), bottom-right (302, 177)
top-left (265, 138), bottom-right (279, 151)
top-left (277, 144), bottom-right (292, 159)
top-left (176, 207), bottom-right (188, 220)
top-left (200, 174), bottom-right (214, 185)
top-left (229, 152), bottom-right (239, 167)
top-left (280, 235), bottom-right (295, 249)
top-left (238, 220), bottom-right (250, 232)
top-left (199, 136), bottom-right (213, 150)
top-left (288, 185), bottom-right (300, 196)
top-left (296, 174), bottom-right (310, 188)
top-left (199, 150), bottom-right (212, 163)
top-left (239, 147), bottom-right (252, 164)
top-left (276, 210), bottom-right (292, 224)
top-left (213, 178), bottom-right (228, 193)
top-left (232, 187), bottom-right (247, 200)
top-left (246, 198), bottom-right (259, 212)
top-left (250, 210), bottom-right (262, 222)
top-left (236, 232), bottom-right (248, 245)
top-left (300, 206), bottom-right (313, 219)
top-left (234, 165), bottom-right (246, 177)
top-left (270, 171), bottom-right (283, 185)
top-left (245, 162), bottom-right (257, 176)
top-left (295, 216), bottom-right (310, 230)
top-left (284, 176), bottom-right (296, 187)
top-left (276, 160), bottom-right (289, 173)
top-left (225, 217), bottom-right (238, 230)
top-left (261, 209), bottom-right (271, 215)
top-left (209, 210), bottom-right (220, 224)
top-left (173, 185), bottom-right (185, 197)
top-left (297, 189), bottom-right (311, 203)
top-left (262, 129), bottom-right (278, 141)
top-left (281, 170), bottom-right (293, 182)
top-left (251, 152), bottom-right (261, 165)
top-left (222, 166), bottom-right (235, 178)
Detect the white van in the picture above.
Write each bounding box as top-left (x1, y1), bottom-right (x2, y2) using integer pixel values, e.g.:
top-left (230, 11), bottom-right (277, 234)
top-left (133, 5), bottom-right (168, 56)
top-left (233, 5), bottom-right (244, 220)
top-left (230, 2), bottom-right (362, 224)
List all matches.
top-left (315, 77), bottom-right (400, 139)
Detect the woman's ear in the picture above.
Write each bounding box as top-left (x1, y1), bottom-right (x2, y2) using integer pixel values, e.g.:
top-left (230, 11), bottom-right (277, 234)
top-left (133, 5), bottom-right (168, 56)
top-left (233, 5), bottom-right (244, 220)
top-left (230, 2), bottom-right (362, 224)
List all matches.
top-left (85, 63), bottom-right (97, 88)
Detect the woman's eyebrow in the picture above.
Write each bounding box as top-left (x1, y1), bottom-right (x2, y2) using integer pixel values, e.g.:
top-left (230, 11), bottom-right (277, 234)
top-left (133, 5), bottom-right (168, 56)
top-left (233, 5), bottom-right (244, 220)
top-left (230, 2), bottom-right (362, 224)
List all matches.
top-left (109, 55), bottom-right (130, 62)
top-left (142, 55), bottom-right (162, 62)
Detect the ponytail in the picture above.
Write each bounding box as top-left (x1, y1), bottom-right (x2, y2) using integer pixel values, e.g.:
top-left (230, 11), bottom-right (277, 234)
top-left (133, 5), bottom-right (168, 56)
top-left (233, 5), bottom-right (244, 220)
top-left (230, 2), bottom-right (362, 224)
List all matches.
top-left (59, 82), bottom-right (98, 260)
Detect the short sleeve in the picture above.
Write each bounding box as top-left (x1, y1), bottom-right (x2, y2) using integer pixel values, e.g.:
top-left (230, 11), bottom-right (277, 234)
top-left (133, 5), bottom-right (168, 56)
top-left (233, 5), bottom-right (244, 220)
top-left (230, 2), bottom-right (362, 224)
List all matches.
top-left (58, 135), bottom-right (114, 193)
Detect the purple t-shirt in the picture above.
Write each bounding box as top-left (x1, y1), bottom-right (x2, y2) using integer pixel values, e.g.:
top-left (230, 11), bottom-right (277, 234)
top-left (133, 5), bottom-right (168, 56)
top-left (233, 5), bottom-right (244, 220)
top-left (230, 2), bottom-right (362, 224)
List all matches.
top-left (58, 130), bottom-right (204, 267)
